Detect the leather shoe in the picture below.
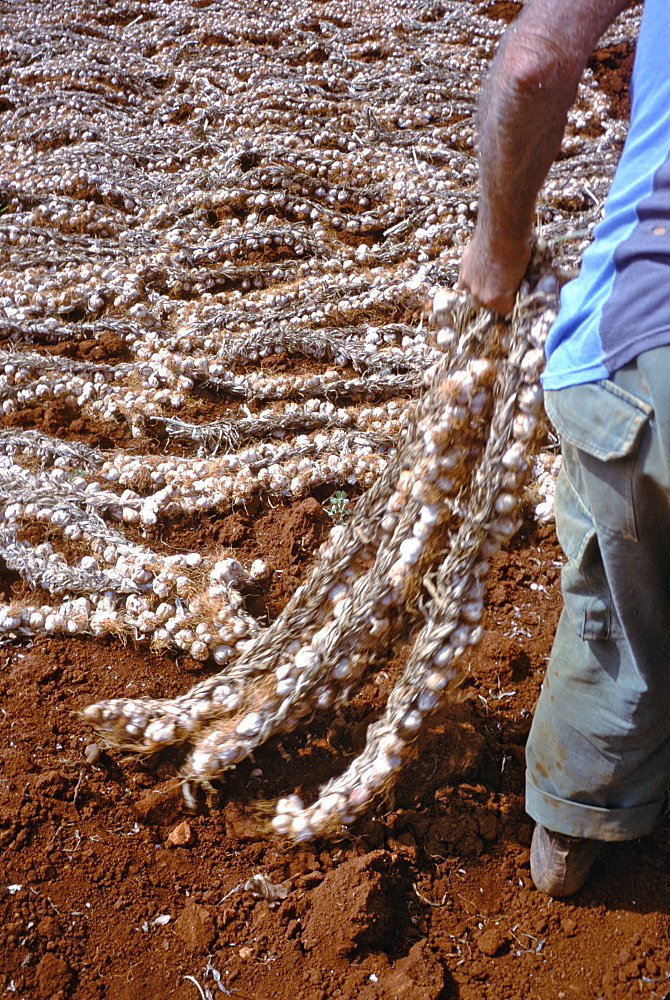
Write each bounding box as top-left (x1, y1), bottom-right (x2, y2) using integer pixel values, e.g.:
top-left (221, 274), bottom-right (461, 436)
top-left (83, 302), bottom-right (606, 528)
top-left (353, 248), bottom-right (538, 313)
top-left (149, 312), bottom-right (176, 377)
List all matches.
top-left (530, 823), bottom-right (604, 897)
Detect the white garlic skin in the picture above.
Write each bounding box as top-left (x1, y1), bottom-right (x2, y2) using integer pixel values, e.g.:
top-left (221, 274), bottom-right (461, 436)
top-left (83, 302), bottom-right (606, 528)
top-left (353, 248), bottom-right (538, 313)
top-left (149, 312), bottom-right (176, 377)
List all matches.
top-left (276, 794), bottom-right (304, 817)
top-left (513, 412), bottom-right (537, 441)
top-left (517, 383), bottom-right (544, 414)
top-left (494, 493), bottom-right (517, 516)
top-left (271, 813), bottom-right (293, 835)
top-left (398, 538), bottom-right (423, 566)
top-left (236, 712), bottom-right (262, 736)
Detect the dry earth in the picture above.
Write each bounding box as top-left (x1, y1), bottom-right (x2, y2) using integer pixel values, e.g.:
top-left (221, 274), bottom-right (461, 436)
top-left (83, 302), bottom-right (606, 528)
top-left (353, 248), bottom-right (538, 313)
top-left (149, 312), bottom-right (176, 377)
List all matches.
top-left (1, 510), bottom-right (668, 1000)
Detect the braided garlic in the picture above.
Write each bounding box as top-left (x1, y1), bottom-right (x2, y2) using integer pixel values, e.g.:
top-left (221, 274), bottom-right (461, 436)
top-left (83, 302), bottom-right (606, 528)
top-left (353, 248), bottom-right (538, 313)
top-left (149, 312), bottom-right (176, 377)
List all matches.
top-left (84, 276), bottom-right (557, 839)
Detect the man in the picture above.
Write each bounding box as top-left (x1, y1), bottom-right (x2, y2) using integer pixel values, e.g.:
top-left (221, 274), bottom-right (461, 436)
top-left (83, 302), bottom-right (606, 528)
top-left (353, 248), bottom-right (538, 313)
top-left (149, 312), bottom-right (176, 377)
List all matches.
top-left (459, 0), bottom-right (670, 897)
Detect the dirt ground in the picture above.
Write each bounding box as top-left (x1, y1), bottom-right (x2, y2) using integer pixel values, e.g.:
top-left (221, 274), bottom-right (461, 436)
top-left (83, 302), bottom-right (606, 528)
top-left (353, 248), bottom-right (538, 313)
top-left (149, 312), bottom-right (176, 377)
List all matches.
top-left (1, 0), bottom-right (669, 998)
top-left (1, 503), bottom-right (669, 1000)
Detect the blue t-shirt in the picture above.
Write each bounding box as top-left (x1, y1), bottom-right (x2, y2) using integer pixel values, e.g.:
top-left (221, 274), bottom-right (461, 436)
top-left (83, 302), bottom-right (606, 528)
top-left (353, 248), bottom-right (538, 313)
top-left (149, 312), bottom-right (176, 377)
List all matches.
top-left (542, 0), bottom-right (670, 390)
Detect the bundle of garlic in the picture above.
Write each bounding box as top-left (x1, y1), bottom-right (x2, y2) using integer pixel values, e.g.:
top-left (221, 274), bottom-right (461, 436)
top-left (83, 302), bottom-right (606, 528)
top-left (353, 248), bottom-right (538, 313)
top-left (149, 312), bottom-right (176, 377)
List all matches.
top-left (84, 269), bottom-right (558, 840)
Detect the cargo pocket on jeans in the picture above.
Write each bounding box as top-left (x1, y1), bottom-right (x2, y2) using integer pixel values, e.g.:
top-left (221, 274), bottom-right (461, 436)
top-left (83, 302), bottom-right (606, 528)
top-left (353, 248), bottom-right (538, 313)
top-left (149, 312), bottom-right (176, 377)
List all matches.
top-left (545, 379), bottom-right (652, 542)
top-left (553, 462), bottom-right (612, 640)
top-left (545, 379), bottom-right (652, 642)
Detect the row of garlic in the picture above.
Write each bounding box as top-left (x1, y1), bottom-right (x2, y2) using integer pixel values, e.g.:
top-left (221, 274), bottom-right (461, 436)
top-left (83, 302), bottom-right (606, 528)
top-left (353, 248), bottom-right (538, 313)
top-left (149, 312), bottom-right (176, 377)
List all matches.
top-left (0, 495), bottom-right (270, 668)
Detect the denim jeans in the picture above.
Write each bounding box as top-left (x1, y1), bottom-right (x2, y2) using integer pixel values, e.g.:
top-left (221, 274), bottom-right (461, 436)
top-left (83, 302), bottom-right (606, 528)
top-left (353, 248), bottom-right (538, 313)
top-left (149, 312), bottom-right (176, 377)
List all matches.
top-left (525, 345), bottom-right (670, 840)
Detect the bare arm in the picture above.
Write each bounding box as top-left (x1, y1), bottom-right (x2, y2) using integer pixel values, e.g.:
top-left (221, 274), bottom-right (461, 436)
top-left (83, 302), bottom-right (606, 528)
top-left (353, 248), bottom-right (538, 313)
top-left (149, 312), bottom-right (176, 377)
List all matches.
top-left (459, 0), bottom-right (631, 314)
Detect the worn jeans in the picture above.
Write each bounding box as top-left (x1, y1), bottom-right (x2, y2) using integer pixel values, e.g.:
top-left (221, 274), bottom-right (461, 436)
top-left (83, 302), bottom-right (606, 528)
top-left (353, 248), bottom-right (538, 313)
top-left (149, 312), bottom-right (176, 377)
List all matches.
top-left (525, 345), bottom-right (670, 840)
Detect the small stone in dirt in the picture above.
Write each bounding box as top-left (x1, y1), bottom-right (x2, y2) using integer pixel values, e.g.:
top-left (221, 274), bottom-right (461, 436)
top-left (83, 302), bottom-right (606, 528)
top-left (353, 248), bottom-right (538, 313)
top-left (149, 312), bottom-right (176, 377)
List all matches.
top-left (301, 850), bottom-right (401, 956)
top-left (134, 783), bottom-right (185, 827)
top-left (36, 953), bottom-right (72, 996)
top-left (215, 510), bottom-right (250, 546)
top-left (560, 917), bottom-right (577, 936)
top-left (83, 743), bottom-right (101, 764)
top-left (475, 925), bottom-right (508, 956)
top-left (238, 945), bottom-right (255, 960)
top-left (166, 820), bottom-right (194, 847)
top-left (33, 771), bottom-right (70, 800)
top-left (37, 916), bottom-right (63, 941)
top-left (223, 801), bottom-right (259, 839)
top-left (173, 900), bottom-right (216, 953)
top-left (378, 941), bottom-right (445, 1000)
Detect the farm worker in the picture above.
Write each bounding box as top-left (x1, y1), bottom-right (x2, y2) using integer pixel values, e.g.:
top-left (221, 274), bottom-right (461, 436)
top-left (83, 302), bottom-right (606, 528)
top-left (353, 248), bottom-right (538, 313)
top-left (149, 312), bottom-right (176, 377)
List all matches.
top-left (459, 0), bottom-right (670, 897)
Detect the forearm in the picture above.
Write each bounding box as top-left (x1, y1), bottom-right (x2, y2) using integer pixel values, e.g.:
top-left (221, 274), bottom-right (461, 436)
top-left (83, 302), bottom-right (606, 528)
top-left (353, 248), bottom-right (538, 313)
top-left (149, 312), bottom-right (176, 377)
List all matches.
top-left (476, 24), bottom-right (586, 252)
top-left (460, 0), bottom-right (631, 312)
